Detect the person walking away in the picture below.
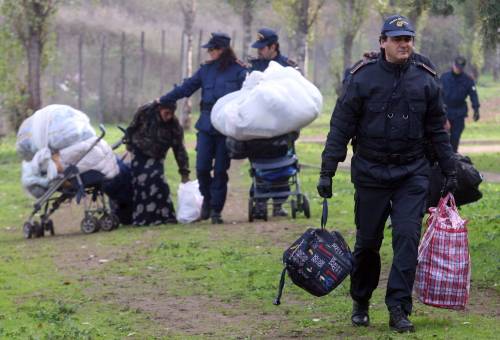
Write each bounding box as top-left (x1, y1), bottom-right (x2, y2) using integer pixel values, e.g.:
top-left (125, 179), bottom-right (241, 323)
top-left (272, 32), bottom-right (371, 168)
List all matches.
top-left (248, 28), bottom-right (299, 217)
top-left (316, 15), bottom-right (457, 333)
top-left (126, 101), bottom-right (190, 226)
top-left (159, 33), bottom-right (247, 224)
top-left (441, 56), bottom-right (480, 152)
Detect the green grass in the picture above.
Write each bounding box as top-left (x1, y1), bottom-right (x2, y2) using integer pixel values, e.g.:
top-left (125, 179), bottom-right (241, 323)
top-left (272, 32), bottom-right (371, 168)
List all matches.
top-left (469, 153), bottom-right (500, 173)
top-left (0, 104), bottom-right (498, 337)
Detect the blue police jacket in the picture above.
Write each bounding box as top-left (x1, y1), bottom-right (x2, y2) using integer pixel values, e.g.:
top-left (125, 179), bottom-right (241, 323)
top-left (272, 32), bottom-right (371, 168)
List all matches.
top-left (160, 59), bottom-right (247, 133)
top-left (440, 70), bottom-right (480, 119)
top-left (249, 53), bottom-right (298, 72)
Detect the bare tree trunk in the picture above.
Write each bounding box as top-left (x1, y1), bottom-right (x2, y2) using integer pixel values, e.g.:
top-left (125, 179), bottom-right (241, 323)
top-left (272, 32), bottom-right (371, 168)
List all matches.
top-left (241, 0), bottom-right (254, 61)
top-left (140, 31), bottom-right (146, 93)
top-left (98, 35), bottom-right (106, 123)
top-left (78, 33), bottom-right (83, 110)
top-left (160, 29), bottom-right (166, 93)
top-left (197, 29), bottom-right (203, 67)
top-left (295, 0), bottom-right (310, 76)
top-left (26, 34), bottom-right (42, 111)
top-left (180, 31), bottom-right (185, 80)
top-left (180, 0), bottom-right (195, 130)
top-left (50, 32), bottom-right (59, 102)
top-left (120, 32), bottom-right (126, 117)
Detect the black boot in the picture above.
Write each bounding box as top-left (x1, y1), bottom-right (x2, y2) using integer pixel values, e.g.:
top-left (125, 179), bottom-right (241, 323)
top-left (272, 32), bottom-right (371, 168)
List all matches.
top-left (272, 203), bottom-right (288, 217)
top-left (200, 199), bottom-right (210, 220)
top-left (210, 211), bottom-right (224, 224)
top-left (351, 301), bottom-right (369, 327)
top-left (388, 306), bottom-right (414, 333)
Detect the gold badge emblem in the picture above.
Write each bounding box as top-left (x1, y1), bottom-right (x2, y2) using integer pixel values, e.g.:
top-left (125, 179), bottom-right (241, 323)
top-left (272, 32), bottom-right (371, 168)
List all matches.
top-left (396, 20), bottom-right (404, 27)
top-left (257, 33), bottom-right (264, 41)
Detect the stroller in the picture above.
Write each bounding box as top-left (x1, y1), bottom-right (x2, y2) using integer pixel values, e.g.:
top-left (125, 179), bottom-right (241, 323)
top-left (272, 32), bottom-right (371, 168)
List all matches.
top-left (248, 151), bottom-right (311, 222)
top-left (22, 125), bottom-right (120, 238)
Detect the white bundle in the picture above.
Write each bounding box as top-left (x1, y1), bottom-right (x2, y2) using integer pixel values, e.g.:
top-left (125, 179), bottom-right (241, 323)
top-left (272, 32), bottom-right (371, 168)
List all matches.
top-left (211, 61), bottom-right (322, 141)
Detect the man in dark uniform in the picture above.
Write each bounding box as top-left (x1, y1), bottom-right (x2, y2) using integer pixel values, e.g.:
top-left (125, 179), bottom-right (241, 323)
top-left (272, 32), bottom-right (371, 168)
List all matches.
top-left (159, 33), bottom-right (247, 224)
top-left (317, 15), bottom-right (457, 333)
top-left (441, 56), bottom-right (480, 152)
top-left (248, 28), bottom-right (298, 217)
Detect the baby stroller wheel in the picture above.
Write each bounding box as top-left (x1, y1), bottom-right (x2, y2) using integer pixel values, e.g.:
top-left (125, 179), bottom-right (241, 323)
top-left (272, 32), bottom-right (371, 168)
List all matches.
top-left (302, 195), bottom-right (311, 219)
top-left (81, 215), bottom-right (99, 234)
top-left (43, 219), bottom-right (55, 236)
top-left (23, 222), bottom-right (33, 239)
top-left (290, 200), bottom-right (297, 219)
top-left (248, 199), bottom-right (254, 222)
top-left (99, 213), bottom-right (116, 232)
top-left (33, 221), bottom-right (44, 238)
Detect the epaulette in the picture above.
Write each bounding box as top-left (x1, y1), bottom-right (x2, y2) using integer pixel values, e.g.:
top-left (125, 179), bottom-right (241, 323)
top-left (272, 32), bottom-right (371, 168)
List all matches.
top-left (416, 62), bottom-right (437, 77)
top-left (236, 59), bottom-right (249, 68)
top-left (286, 58), bottom-right (298, 67)
top-left (349, 59), bottom-right (376, 75)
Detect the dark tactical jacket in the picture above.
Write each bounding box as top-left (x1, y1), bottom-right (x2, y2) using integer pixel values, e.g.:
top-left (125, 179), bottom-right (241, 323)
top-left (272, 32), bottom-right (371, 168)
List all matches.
top-left (321, 52), bottom-right (455, 187)
top-left (249, 53), bottom-right (298, 72)
top-left (127, 104), bottom-right (190, 176)
top-left (441, 70), bottom-right (480, 119)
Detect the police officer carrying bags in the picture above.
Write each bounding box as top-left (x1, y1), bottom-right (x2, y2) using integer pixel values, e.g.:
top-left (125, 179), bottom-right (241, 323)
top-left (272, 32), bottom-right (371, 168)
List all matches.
top-left (317, 15), bottom-right (457, 333)
top-left (159, 33), bottom-right (247, 224)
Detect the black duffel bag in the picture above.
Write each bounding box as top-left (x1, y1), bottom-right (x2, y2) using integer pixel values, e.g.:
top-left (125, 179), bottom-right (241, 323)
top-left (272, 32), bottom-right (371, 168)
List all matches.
top-left (428, 153), bottom-right (483, 208)
top-left (273, 199), bottom-right (353, 305)
top-left (226, 132), bottom-right (299, 160)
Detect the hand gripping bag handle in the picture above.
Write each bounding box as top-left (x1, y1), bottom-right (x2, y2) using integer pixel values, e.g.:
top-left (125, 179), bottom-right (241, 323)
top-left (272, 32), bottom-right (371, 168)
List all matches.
top-left (274, 198), bottom-right (329, 305)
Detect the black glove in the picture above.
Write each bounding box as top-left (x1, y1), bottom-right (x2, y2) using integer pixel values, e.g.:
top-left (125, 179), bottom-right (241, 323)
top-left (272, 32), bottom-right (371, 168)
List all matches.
top-left (473, 109), bottom-right (480, 122)
top-left (441, 172), bottom-right (458, 197)
top-left (317, 175), bottom-right (333, 198)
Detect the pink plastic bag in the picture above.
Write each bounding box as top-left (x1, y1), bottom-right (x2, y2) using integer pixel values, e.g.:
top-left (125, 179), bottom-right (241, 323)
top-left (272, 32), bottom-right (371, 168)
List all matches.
top-left (414, 193), bottom-right (470, 310)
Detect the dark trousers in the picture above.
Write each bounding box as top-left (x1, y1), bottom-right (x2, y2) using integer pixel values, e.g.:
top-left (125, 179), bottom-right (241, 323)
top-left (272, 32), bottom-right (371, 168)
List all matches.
top-left (350, 175), bottom-right (429, 314)
top-left (196, 131), bottom-right (230, 213)
top-left (449, 116), bottom-right (465, 153)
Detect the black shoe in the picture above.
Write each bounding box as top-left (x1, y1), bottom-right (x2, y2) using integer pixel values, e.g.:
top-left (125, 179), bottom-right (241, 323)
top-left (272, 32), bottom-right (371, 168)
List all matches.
top-left (272, 204), bottom-right (288, 217)
top-left (351, 301), bottom-right (369, 327)
top-left (389, 306), bottom-right (414, 333)
top-left (210, 211), bottom-right (224, 224)
top-left (200, 199), bottom-right (210, 220)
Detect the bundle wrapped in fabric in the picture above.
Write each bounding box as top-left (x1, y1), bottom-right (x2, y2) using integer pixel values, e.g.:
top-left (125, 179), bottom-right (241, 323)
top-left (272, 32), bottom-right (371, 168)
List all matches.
top-left (16, 105), bottom-right (118, 197)
top-left (16, 104), bottom-right (95, 161)
top-left (211, 61), bottom-right (322, 140)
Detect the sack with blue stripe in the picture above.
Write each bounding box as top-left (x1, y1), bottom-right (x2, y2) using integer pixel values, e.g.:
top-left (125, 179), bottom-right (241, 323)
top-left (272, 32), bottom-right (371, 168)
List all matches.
top-left (274, 199), bottom-right (353, 304)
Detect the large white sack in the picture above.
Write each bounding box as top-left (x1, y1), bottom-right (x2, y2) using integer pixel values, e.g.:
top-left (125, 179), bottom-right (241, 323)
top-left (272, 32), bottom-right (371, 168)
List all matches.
top-left (211, 61), bottom-right (322, 140)
top-left (21, 147), bottom-right (59, 198)
top-left (16, 104), bottom-right (95, 161)
top-left (59, 137), bottom-right (119, 179)
top-left (177, 180), bottom-right (203, 224)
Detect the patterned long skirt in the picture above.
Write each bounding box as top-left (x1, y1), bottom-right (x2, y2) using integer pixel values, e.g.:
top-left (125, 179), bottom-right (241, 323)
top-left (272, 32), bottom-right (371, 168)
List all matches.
top-left (130, 151), bottom-right (176, 226)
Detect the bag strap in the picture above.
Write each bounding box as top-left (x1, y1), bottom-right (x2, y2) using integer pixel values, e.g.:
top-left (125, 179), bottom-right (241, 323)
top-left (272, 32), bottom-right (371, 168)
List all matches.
top-left (321, 198), bottom-right (328, 230)
top-left (273, 267), bottom-right (287, 305)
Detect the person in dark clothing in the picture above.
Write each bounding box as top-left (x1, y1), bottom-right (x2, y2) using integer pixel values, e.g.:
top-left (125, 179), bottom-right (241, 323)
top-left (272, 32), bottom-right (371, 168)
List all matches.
top-left (248, 28), bottom-right (298, 218)
top-left (441, 56), bottom-right (480, 152)
top-left (126, 101), bottom-right (190, 226)
top-left (159, 32), bottom-right (247, 224)
top-left (317, 15), bottom-right (457, 333)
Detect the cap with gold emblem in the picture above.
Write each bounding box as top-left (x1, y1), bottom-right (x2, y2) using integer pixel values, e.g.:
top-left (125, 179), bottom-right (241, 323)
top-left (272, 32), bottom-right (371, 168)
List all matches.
top-left (202, 32), bottom-right (231, 49)
top-left (251, 28), bottom-right (279, 48)
top-left (381, 14), bottom-right (415, 37)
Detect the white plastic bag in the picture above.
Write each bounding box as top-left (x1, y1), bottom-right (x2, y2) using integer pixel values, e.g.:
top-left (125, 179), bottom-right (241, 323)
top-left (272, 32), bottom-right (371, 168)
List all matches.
top-left (211, 61), bottom-right (322, 140)
top-left (21, 147), bottom-right (58, 197)
top-left (16, 104), bottom-right (95, 161)
top-left (176, 180), bottom-right (203, 223)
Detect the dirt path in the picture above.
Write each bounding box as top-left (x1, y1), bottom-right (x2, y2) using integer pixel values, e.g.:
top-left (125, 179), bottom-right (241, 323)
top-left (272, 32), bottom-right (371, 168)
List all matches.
top-left (40, 160), bottom-right (499, 337)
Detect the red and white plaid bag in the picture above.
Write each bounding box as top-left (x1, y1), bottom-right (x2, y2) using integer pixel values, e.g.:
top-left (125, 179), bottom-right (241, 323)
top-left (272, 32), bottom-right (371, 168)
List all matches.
top-left (415, 193), bottom-right (470, 310)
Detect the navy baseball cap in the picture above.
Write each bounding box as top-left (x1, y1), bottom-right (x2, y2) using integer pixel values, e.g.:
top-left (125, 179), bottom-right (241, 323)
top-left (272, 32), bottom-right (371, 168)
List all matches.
top-left (454, 56), bottom-right (466, 70)
top-left (202, 32), bottom-right (231, 49)
top-left (381, 15), bottom-right (415, 37)
top-left (251, 28), bottom-right (278, 48)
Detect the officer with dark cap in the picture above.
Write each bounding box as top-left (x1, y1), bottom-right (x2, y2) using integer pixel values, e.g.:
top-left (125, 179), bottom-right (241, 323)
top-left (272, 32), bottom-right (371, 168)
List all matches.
top-left (317, 15), bottom-right (457, 333)
top-left (159, 32), bottom-right (247, 224)
top-left (249, 28), bottom-right (298, 72)
top-left (441, 56), bottom-right (480, 152)
top-left (247, 28), bottom-right (298, 218)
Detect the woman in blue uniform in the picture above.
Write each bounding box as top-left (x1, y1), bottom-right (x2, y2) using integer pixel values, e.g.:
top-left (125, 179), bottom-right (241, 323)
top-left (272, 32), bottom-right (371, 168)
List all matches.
top-left (159, 32), bottom-right (247, 224)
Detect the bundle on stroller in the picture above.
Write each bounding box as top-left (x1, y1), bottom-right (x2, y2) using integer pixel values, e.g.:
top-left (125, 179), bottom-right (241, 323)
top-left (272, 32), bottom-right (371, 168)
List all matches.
top-left (16, 105), bottom-right (122, 238)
